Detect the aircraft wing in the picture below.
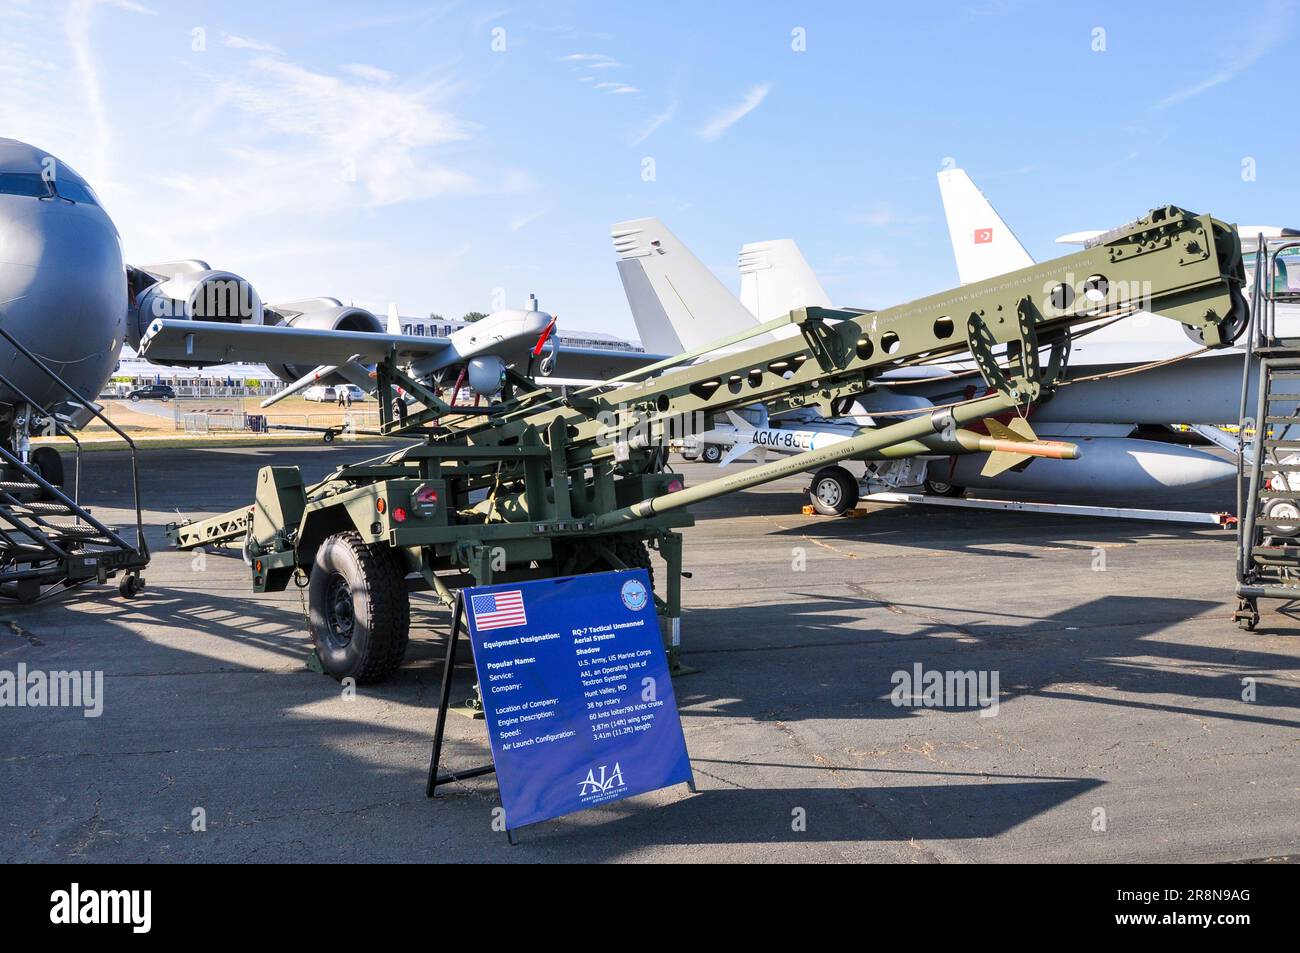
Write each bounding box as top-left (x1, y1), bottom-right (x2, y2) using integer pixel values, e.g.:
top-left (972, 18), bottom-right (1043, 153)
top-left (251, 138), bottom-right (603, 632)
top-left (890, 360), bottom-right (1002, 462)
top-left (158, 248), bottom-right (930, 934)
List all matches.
top-left (138, 319), bottom-right (451, 366)
top-left (540, 344), bottom-right (668, 382)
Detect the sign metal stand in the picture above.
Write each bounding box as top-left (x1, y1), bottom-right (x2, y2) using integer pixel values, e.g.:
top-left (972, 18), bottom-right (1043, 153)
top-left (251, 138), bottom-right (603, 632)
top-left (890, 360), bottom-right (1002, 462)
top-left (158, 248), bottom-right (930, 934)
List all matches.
top-left (425, 593), bottom-right (516, 844)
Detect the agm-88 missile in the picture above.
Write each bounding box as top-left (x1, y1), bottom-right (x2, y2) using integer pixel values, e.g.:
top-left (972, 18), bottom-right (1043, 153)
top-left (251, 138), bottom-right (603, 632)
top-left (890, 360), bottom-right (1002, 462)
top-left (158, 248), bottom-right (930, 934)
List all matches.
top-left (695, 411), bottom-right (1077, 475)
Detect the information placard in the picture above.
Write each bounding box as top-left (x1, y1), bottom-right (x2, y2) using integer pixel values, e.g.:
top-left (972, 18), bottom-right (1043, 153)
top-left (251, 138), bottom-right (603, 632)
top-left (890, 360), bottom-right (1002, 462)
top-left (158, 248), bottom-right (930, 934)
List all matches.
top-left (463, 570), bottom-right (693, 831)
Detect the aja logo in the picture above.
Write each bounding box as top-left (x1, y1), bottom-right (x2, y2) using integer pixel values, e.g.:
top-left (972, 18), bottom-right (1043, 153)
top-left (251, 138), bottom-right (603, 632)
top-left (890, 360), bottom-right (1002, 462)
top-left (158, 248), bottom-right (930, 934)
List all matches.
top-left (578, 762), bottom-right (626, 797)
top-left (620, 578), bottom-right (648, 612)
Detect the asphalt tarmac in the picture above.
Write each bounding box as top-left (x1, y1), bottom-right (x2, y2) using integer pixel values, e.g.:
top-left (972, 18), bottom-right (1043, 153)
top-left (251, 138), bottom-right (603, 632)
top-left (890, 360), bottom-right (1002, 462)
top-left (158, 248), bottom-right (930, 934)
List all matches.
top-left (1, 444), bottom-right (1295, 862)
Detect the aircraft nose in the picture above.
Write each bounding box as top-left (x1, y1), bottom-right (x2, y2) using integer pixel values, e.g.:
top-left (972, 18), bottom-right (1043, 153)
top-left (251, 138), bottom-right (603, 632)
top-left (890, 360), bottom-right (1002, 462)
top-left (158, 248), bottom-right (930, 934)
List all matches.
top-left (0, 202), bottom-right (125, 366)
top-left (0, 198), bottom-right (47, 268)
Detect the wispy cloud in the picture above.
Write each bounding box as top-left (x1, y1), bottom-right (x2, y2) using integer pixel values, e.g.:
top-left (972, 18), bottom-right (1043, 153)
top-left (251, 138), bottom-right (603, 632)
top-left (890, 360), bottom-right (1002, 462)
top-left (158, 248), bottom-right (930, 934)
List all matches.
top-left (696, 83), bottom-right (771, 141)
top-left (64, 0), bottom-right (154, 187)
top-left (222, 32), bottom-right (279, 53)
top-left (1158, 0), bottom-right (1292, 107)
top-left (125, 51), bottom-right (533, 246)
top-left (508, 208), bottom-right (549, 232)
top-left (629, 101), bottom-right (676, 145)
top-left (561, 51), bottom-right (638, 96)
top-left (100, 0), bottom-right (155, 12)
top-left (203, 56), bottom-right (507, 210)
top-left (341, 62), bottom-right (395, 83)
top-left (560, 52), bottom-right (621, 68)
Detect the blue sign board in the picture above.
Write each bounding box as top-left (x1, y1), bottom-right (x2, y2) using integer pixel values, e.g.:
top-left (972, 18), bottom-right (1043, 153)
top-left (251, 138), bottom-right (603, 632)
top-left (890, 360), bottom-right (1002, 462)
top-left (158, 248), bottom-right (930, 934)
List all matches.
top-left (464, 570), bottom-right (693, 830)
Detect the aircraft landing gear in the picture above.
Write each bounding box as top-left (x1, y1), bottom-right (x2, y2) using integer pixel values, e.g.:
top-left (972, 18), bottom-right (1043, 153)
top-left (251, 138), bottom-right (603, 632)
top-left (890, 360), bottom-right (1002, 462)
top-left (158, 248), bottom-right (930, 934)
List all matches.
top-left (31, 445), bottom-right (64, 498)
top-left (924, 479), bottom-right (965, 498)
top-left (808, 465), bottom-right (860, 516)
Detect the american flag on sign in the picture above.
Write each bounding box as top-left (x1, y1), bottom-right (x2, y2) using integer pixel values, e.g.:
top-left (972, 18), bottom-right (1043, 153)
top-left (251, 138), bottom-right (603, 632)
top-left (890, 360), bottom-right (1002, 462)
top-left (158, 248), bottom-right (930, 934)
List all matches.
top-left (470, 590), bottom-right (527, 631)
top-left (974, 228), bottom-right (993, 244)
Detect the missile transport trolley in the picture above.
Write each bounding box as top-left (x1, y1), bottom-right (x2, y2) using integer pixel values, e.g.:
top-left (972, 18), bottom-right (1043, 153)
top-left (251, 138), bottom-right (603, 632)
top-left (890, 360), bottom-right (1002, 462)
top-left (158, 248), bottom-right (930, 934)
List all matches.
top-left (168, 207), bottom-right (1248, 683)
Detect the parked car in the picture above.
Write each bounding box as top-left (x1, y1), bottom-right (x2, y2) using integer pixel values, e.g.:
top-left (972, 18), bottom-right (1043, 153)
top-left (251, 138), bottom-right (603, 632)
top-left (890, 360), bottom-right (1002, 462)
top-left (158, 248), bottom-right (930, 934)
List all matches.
top-left (127, 384), bottom-right (175, 402)
top-left (303, 385), bottom-right (338, 403)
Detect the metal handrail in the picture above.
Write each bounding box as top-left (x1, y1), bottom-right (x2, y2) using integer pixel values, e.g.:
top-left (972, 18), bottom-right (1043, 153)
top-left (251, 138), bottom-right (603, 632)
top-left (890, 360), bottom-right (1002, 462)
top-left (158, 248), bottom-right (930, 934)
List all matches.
top-left (1236, 238), bottom-right (1300, 586)
top-left (0, 326), bottom-right (147, 555)
top-left (1236, 236), bottom-right (1264, 551)
top-left (1264, 241), bottom-right (1300, 344)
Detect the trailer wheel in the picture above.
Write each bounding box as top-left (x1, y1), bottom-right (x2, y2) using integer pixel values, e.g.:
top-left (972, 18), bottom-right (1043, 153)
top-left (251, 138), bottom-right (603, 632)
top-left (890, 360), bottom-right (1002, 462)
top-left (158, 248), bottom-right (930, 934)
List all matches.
top-left (608, 535), bottom-right (655, 592)
top-left (700, 444), bottom-right (723, 464)
top-left (808, 466), bottom-right (859, 516)
top-left (924, 479), bottom-right (966, 498)
top-left (308, 531), bottom-right (410, 683)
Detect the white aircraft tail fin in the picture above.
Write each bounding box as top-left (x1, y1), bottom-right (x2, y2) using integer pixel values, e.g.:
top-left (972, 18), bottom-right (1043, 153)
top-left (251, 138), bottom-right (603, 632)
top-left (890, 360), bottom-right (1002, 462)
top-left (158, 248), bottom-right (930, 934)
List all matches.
top-left (738, 239), bottom-right (832, 321)
top-left (936, 169), bottom-right (1035, 283)
top-left (386, 303), bottom-right (402, 335)
top-left (611, 217), bottom-right (765, 355)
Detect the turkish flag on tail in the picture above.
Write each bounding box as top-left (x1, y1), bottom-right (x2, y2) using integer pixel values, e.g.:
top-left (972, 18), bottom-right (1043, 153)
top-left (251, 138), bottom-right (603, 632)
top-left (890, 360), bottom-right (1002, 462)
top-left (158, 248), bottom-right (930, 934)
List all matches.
top-left (974, 228), bottom-right (993, 244)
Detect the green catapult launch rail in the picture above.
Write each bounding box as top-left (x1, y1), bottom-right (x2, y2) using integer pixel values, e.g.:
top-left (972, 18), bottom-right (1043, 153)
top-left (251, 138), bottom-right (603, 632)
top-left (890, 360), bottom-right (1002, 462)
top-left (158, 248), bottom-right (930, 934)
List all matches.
top-left (168, 205), bottom-right (1247, 684)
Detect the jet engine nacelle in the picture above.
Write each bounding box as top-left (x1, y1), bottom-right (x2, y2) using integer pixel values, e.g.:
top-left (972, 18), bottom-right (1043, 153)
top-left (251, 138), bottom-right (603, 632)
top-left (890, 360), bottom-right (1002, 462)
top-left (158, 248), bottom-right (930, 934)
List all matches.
top-left (467, 356), bottom-right (507, 396)
top-left (128, 261), bottom-right (264, 352)
top-left (264, 298), bottom-right (384, 385)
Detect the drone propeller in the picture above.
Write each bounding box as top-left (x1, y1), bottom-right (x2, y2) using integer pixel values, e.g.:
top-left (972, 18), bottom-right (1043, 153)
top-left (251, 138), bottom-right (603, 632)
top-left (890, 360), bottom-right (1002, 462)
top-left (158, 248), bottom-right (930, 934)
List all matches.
top-left (527, 314), bottom-right (558, 377)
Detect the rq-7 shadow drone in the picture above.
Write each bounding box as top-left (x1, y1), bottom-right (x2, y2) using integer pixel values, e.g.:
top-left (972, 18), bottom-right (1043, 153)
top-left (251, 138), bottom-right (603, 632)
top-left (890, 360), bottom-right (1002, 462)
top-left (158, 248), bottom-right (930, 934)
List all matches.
top-left (169, 206), bottom-right (1247, 684)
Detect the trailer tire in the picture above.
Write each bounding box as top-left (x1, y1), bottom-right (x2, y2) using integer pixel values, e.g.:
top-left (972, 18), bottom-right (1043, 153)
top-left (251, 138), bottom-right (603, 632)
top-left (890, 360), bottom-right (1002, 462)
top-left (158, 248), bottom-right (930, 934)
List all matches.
top-left (700, 444), bottom-right (723, 464)
top-left (308, 531), bottom-right (410, 683)
top-left (809, 466), bottom-right (859, 516)
top-left (608, 535), bottom-right (655, 593)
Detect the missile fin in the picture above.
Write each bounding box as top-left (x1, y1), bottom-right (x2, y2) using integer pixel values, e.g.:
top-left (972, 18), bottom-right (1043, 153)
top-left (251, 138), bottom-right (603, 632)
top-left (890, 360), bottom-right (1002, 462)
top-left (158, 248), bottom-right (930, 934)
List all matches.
top-left (718, 442), bottom-right (757, 467)
top-left (984, 416), bottom-right (1037, 443)
top-left (980, 448), bottom-right (1029, 478)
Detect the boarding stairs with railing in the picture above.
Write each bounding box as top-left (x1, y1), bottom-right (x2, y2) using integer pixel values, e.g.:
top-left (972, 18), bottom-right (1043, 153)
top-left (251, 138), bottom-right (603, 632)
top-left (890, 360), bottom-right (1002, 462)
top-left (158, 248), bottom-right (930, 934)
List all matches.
top-left (0, 327), bottom-right (149, 603)
top-left (1234, 237), bottom-right (1300, 629)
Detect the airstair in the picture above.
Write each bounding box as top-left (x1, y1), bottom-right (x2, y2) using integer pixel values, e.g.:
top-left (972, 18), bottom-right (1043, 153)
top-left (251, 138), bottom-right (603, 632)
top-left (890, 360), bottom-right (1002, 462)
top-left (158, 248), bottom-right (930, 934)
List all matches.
top-left (0, 327), bottom-right (148, 603)
top-left (1234, 236), bottom-right (1300, 629)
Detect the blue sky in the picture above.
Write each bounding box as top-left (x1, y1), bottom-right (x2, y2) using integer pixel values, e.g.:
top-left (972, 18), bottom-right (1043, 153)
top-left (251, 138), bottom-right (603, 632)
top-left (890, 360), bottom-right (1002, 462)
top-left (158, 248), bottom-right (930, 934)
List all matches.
top-left (2, 0), bottom-right (1296, 340)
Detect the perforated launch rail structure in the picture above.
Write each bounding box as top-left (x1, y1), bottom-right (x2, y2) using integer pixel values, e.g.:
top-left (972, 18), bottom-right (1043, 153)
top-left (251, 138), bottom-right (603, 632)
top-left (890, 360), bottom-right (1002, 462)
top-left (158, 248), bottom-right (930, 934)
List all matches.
top-left (169, 206), bottom-right (1247, 682)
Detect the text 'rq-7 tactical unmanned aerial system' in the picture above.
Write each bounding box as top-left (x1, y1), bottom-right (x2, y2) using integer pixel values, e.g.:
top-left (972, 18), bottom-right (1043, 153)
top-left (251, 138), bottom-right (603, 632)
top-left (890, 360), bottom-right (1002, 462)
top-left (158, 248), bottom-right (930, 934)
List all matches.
top-left (168, 206), bottom-right (1248, 684)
